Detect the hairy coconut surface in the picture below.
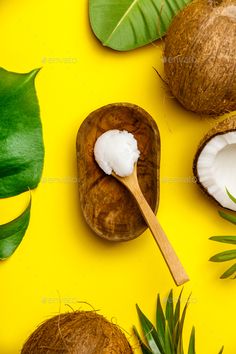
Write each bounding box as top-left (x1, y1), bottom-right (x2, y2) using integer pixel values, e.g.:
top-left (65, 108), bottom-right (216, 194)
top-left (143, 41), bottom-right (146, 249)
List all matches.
top-left (164, 0), bottom-right (236, 115)
top-left (21, 311), bottom-right (133, 354)
top-left (193, 115), bottom-right (236, 210)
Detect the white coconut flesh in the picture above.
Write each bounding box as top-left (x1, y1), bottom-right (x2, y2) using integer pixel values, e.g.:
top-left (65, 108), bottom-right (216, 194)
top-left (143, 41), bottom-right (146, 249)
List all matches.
top-left (197, 132), bottom-right (236, 211)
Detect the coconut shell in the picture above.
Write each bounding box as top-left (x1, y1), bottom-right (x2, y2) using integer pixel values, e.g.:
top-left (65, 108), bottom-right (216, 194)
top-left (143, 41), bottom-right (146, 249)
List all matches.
top-left (193, 115), bottom-right (236, 205)
top-left (164, 0), bottom-right (236, 115)
top-left (21, 311), bottom-right (133, 354)
top-left (76, 103), bottom-right (160, 241)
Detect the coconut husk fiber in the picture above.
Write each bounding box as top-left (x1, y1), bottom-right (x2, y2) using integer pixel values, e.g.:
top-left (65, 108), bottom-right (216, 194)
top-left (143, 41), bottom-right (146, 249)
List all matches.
top-left (21, 311), bottom-right (133, 354)
top-left (164, 0), bottom-right (236, 115)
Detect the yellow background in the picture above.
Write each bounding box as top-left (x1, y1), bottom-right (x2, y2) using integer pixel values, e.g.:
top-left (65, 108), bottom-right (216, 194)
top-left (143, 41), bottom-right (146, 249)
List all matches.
top-left (0, 0), bottom-right (235, 353)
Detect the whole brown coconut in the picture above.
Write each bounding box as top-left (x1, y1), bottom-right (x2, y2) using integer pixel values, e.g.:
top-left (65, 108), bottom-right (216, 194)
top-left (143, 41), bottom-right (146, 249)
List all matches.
top-left (164, 0), bottom-right (236, 115)
top-left (21, 311), bottom-right (133, 354)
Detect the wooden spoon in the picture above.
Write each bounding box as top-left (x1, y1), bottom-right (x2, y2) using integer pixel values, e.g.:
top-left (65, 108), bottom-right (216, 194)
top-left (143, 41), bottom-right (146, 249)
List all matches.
top-left (112, 164), bottom-right (189, 286)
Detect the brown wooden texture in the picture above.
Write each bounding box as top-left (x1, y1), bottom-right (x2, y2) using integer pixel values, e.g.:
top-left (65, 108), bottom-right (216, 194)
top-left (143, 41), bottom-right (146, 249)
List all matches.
top-left (113, 164), bottom-right (189, 285)
top-left (76, 103), bottom-right (160, 241)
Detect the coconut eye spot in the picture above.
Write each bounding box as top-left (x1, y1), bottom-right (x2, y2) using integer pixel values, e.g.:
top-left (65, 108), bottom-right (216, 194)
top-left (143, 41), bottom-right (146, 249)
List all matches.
top-left (94, 130), bottom-right (140, 177)
top-left (197, 132), bottom-right (236, 210)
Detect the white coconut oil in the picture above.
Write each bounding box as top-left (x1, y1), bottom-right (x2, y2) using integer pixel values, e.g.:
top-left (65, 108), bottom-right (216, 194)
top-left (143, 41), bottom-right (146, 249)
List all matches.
top-left (94, 130), bottom-right (140, 177)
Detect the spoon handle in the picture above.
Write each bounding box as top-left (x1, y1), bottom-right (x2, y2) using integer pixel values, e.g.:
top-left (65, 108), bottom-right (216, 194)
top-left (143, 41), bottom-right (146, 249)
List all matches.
top-left (125, 177), bottom-right (189, 286)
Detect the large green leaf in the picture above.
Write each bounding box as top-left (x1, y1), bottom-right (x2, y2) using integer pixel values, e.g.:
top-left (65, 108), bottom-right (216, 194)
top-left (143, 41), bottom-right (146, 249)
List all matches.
top-left (89, 0), bottom-right (191, 51)
top-left (0, 68), bottom-right (44, 198)
top-left (0, 200), bottom-right (31, 259)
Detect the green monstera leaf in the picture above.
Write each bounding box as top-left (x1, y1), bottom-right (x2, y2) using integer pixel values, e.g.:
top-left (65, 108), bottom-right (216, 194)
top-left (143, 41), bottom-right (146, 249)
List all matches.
top-left (89, 0), bottom-right (191, 51)
top-left (0, 68), bottom-right (44, 198)
top-left (0, 200), bottom-right (31, 260)
top-left (0, 67), bottom-right (44, 259)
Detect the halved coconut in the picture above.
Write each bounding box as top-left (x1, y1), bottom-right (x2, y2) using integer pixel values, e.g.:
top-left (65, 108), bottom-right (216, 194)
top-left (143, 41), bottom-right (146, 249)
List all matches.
top-left (193, 116), bottom-right (236, 211)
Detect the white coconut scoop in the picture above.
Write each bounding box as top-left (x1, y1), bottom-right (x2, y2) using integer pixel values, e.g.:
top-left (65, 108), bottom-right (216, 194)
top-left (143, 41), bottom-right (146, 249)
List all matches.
top-left (94, 130), bottom-right (189, 286)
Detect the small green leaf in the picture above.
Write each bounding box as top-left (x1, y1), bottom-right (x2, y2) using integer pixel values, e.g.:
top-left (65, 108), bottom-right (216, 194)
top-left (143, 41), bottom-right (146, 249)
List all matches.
top-left (220, 263), bottom-right (236, 279)
top-left (164, 322), bottom-right (174, 354)
top-left (89, 0), bottom-right (191, 51)
top-left (219, 210), bottom-right (236, 225)
top-left (174, 289), bottom-right (183, 327)
top-left (177, 334), bottom-right (184, 354)
top-left (210, 236), bottom-right (236, 245)
top-left (133, 326), bottom-right (153, 354)
top-left (218, 346), bottom-right (224, 354)
top-left (136, 304), bottom-right (163, 354)
top-left (173, 289), bottom-right (183, 351)
top-left (0, 68), bottom-right (44, 198)
top-left (165, 290), bottom-right (174, 334)
top-left (174, 322), bottom-right (181, 353)
top-left (0, 200), bottom-right (31, 259)
top-left (156, 294), bottom-right (166, 348)
top-left (209, 250), bottom-right (236, 262)
top-left (188, 327), bottom-right (196, 354)
top-left (178, 293), bottom-right (191, 352)
top-left (226, 189), bottom-right (236, 204)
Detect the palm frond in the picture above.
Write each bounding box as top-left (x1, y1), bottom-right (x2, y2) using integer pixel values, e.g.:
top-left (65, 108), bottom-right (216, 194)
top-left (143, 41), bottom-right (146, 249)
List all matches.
top-left (210, 191), bottom-right (236, 279)
top-left (135, 290), bottom-right (223, 354)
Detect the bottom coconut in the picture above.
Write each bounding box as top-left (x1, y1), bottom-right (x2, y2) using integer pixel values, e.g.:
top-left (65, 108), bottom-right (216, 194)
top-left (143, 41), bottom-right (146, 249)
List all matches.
top-left (21, 311), bottom-right (133, 354)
